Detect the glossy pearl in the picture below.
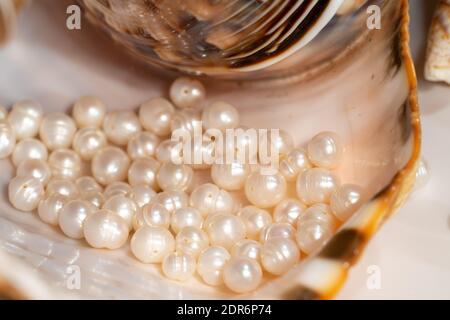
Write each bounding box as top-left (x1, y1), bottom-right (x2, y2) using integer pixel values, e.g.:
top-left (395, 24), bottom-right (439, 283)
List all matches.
top-left (330, 184), bottom-right (363, 221)
top-left (232, 240), bottom-right (261, 262)
top-left (296, 168), bottom-right (340, 205)
top-left (16, 159), bottom-right (52, 186)
top-left (155, 139), bottom-right (183, 163)
top-left (0, 105), bottom-right (7, 120)
top-left (92, 146), bottom-right (130, 186)
top-left (223, 126), bottom-right (259, 164)
top-left (46, 178), bottom-right (79, 198)
top-left (130, 226), bottom-right (175, 263)
top-left (260, 222), bottom-right (295, 243)
top-left (261, 238), bottom-right (300, 275)
top-left (38, 193), bottom-right (67, 225)
top-left (103, 194), bottom-right (139, 228)
top-left (12, 138), bottom-right (48, 167)
top-left (170, 77), bottom-right (206, 109)
top-left (104, 181), bottom-right (132, 199)
top-left (189, 134), bottom-right (216, 169)
top-left (127, 132), bottom-right (160, 160)
top-left (279, 148), bottom-right (312, 182)
top-left (156, 162), bottom-right (193, 191)
top-left (237, 206), bottom-right (272, 240)
top-left (223, 257), bottom-right (262, 293)
top-left (269, 129), bottom-right (294, 158)
top-left (152, 190), bottom-right (189, 214)
top-left (9, 176), bottom-right (44, 212)
top-left (189, 183), bottom-right (236, 217)
top-left (39, 113), bottom-right (77, 150)
top-left (0, 121), bottom-right (16, 159)
top-left (131, 184), bottom-right (156, 208)
top-left (170, 110), bottom-right (202, 136)
top-left (197, 246), bottom-right (231, 286)
top-left (273, 198), bottom-right (306, 225)
top-left (170, 207), bottom-right (203, 234)
top-left (139, 97), bottom-right (175, 136)
top-left (211, 162), bottom-right (250, 191)
top-left (162, 251), bottom-right (196, 282)
top-left (137, 202), bottom-right (171, 229)
top-left (75, 176), bottom-right (103, 194)
top-left (307, 131), bottom-right (343, 169)
top-left (176, 226), bottom-right (209, 258)
top-left (72, 128), bottom-right (107, 161)
top-left (72, 95), bottom-right (106, 128)
top-left (48, 149), bottom-right (82, 180)
top-left (83, 209), bottom-right (129, 249)
top-left (205, 213), bottom-right (246, 250)
top-left (103, 111), bottom-right (141, 146)
top-left (202, 101), bottom-right (239, 131)
top-left (128, 158), bottom-right (160, 189)
top-left (81, 191), bottom-right (104, 209)
top-left (58, 200), bottom-right (95, 239)
top-left (8, 100), bottom-right (43, 140)
top-left (296, 219), bottom-right (334, 255)
top-left (245, 171), bottom-right (287, 208)
top-left (298, 204), bottom-right (337, 228)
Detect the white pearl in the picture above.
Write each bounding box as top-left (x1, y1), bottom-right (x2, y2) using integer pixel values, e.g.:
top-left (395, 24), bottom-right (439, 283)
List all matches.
top-left (231, 240), bottom-right (261, 262)
top-left (130, 184), bottom-right (156, 208)
top-left (12, 138), bottom-right (48, 167)
top-left (104, 181), bottom-right (132, 199)
top-left (81, 191), bottom-right (104, 209)
top-left (268, 129), bottom-right (294, 158)
top-left (139, 97), bottom-right (175, 136)
top-left (296, 168), bottom-right (340, 205)
top-left (38, 193), bottom-right (68, 225)
top-left (157, 162), bottom-right (193, 191)
top-left (223, 257), bottom-right (262, 293)
top-left (83, 209), bottom-right (129, 249)
top-left (279, 148), bottom-right (311, 182)
top-left (103, 111), bottom-right (141, 146)
top-left (0, 105), bottom-right (7, 120)
top-left (189, 134), bottom-right (216, 169)
top-left (130, 226), bottom-right (175, 263)
top-left (103, 194), bottom-right (139, 228)
top-left (197, 246), bottom-right (231, 286)
top-left (273, 198), bottom-right (306, 225)
top-left (155, 139), bottom-right (183, 163)
top-left (46, 178), bottom-right (79, 198)
top-left (330, 184), bottom-right (363, 221)
top-left (58, 199), bottom-right (95, 239)
top-left (162, 251), bottom-right (196, 281)
top-left (205, 212), bottom-right (246, 250)
top-left (176, 226), bottom-right (209, 258)
top-left (170, 110), bottom-right (202, 136)
top-left (170, 77), bottom-right (206, 109)
top-left (202, 101), bottom-right (239, 131)
top-left (414, 158), bottom-right (430, 191)
top-left (237, 206), bottom-right (272, 240)
top-left (72, 128), bottom-right (107, 161)
top-left (72, 96), bottom-right (106, 128)
top-left (245, 170), bottom-right (287, 208)
top-left (260, 222), bottom-right (295, 243)
top-left (39, 113), bottom-right (77, 150)
top-left (222, 126), bottom-right (258, 164)
top-left (127, 132), bottom-right (160, 160)
top-left (8, 100), bottom-right (43, 140)
top-left (296, 220), bottom-right (334, 255)
top-left (48, 149), bottom-right (82, 180)
top-left (138, 202), bottom-right (171, 228)
top-left (261, 238), bottom-right (300, 275)
top-left (307, 131), bottom-right (343, 169)
top-left (152, 190), bottom-right (189, 214)
top-left (92, 146), bottom-right (130, 186)
top-left (75, 176), bottom-right (103, 193)
top-left (170, 207), bottom-right (203, 234)
top-left (211, 162), bottom-right (250, 191)
top-left (189, 183), bottom-right (236, 217)
top-left (298, 204), bottom-right (337, 229)
top-left (128, 158), bottom-right (160, 189)
top-left (9, 176), bottom-right (44, 211)
top-left (16, 159), bottom-right (52, 186)
top-left (0, 121), bottom-right (16, 159)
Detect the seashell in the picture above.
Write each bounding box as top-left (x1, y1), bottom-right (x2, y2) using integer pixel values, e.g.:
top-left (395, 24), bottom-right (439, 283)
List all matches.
top-left (0, 0), bottom-right (25, 45)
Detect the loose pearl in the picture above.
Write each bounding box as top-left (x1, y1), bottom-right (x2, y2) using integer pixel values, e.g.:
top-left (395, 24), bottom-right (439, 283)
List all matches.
top-left (245, 170), bottom-right (287, 208)
top-left (268, 129), bottom-right (294, 158)
top-left (39, 113), bottom-right (77, 150)
top-left (83, 209), bottom-right (129, 249)
top-left (75, 176), bottom-right (103, 193)
top-left (279, 148), bottom-right (312, 182)
top-left (223, 126), bottom-right (258, 164)
top-left (136, 202), bottom-right (171, 229)
top-left (189, 134), bottom-right (216, 170)
top-left (170, 110), bottom-right (202, 136)
top-left (38, 193), bottom-right (67, 225)
top-left (260, 222), bottom-right (295, 243)
top-left (273, 198), bottom-right (306, 225)
top-left (81, 191), bottom-right (104, 208)
top-left (237, 206), bottom-right (272, 240)
top-left (139, 98), bottom-right (175, 137)
top-left (103, 111), bottom-right (141, 146)
top-left (298, 204), bottom-right (337, 229)
top-left (72, 128), bottom-right (107, 161)
top-left (8, 100), bottom-right (43, 140)
top-left (16, 159), bottom-right (52, 186)
top-left (72, 96), bottom-right (106, 128)
top-left (128, 158), bottom-right (160, 189)
top-left (103, 194), bottom-right (139, 228)
top-left (231, 240), bottom-right (261, 263)
top-left (58, 199), bottom-right (95, 239)
top-left (9, 176), bottom-right (44, 211)
top-left (0, 121), bottom-right (16, 159)
top-left (130, 226), bottom-right (175, 263)
top-left (92, 146), bottom-right (130, 186)
top-left (156, 162), bottom-right (193, 191)
top-left (170, 77), bottom-right (206, 109)
top-left (197, 246), bottom-right (231, 286)
top-left (46, 178), bottom-right (79, 198)
top-left (307, 131), bottom-right (343, 169)
top-left (162, 251), bottom-right (196, 282)
top-left (104, 181), bottom-right (132, 199)
top-left (189, 183), bottom-right (236, 217)
top-left (202, 101), bottom-right (239, 131)
top-left (223, 257), bottom-right (262, 293)
top-left (155, 139), bottom-right (182, 163)
top-left (296, 168), bottom-right (340, 205)
top-left (0, 105), bottom-right (7, 120)
top-left (170, 207), bottom-right (203, 234)
top-left (205, 212), bottom-right (246, 250)
top-left (330, 184), bottom-right (363, 221)
top-left (152, 190), bottom-right (189, 214)
top-left (48, 149), bottom-right (82, 180)
top-left (176, 226), bottom-right (209, 258)
top-left (261, 238), bottom-right (300, 275)
top-left (211, 162), bottom-right (250, 191)
top-left (130, 184), bottom-right (156, 208)
top-left (12, 138), bottom-right (48, 166)
top-left (127, 132), bottom-right (160, 160)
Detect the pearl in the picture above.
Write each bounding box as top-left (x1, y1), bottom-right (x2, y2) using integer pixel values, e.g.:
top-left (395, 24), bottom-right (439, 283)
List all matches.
top-left (12, 138), bottom-right (48, 167)
top-left (58, 200), bottom-right (95, 239)
top-left (279, 148), bottom-right (312, 182)
top-left (39, 113), bottom-right (77, 150)
top-left (0, 105), bottom-right (7, 120)
top-left (0, 121), bottom-right (16, 159)
top-left (237, 206), bottom-right (272, 240)
top-left (296, 168), bottom-right (340, 205)
top-left (128, 158), bottom-right (160, 189)
top-left (8, 100), bottom-right (43, 140)
top-left (103, 111), bottom-right (141, 146)
top-left (170, 207), bottom-right (203, 234)
top-left (189, 134), bottom-right (216, 170)
top-left (156, 162), bottom-right (193, 191)
top-left (75, 176), bottom-right (103, 193)
top-left (189, 183), bottom-right (236, 217)
top-left (211, 162), bottom-right (250, 191)
top-left (104, 181), bottom-right (132, 199)
top-left (127, 132), bottom-right (160, 160)
top-left (48, 149), bottom-right (82, 180)
top-left (134, 202), bottom-right (171, 229)
top-left (307, 131), bottom-right (343, 169)
top-left (260, 222), bottom-right (295, 243)
top-left (130, 226), bottom-right (175, 263)
top-left (170, 110), bottom-right (202, 136)
top-left (245, 170), bottom-right (287, 208)
top-left (197, 246), bottom-right (231, 286)
top-left (38, 193), bottom-right (68, 225)
top-left (16, 159), bottom-right (52, 186)
top-left (72, 128), bottom-right (107, 161)
top-left (9, 176), bottom-right (44, 211)
top-left (273, 198), bottom-right (306, 225)
top-left (261, 238), bottom-right (300, 275)
top-left (83, 209), bottom-right (129, 249)
top-left (92, 146), bottom-right (130, 186)
top-left (205, 212), bottom-right (246, 250)
top-left (268, 129), bottom-right (294, 158)
top-left (46, 178), bottom-right (79, 198)
top-left (81, 191), bottom-right (104, 208)
top-left (176, 226), bottom-right (209, 258)
top-left (152, 190), bottom-right (189, 214)
top-left (130, 184), bottom-right (156, 208)
top-left (155, 139), bottom-right (183, 163)
top-left (330, 184), bottom-right (363, 221)
top-left (202, 101), bottom-right (239, 131)
top-left (139, 98), bottom-right (175, 136)
top-left (298, 204), bottom-right (337, 229)
top-left (223, 257), bottom-right (262, 293)
top-left (231, 240), bottom-right (261, 262)
top-left (414, 158), bottom-right (431, 191)
top-left (103, 194), bottom-right (139, 228)
top-left (222, 126), bottom-right (258, 164)
top-left (162, 251), bottom-right (196, 281)
top-left (170, 77), bottom-right (206, 109)
top-left (72, 95), bottom-right (106, 128)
